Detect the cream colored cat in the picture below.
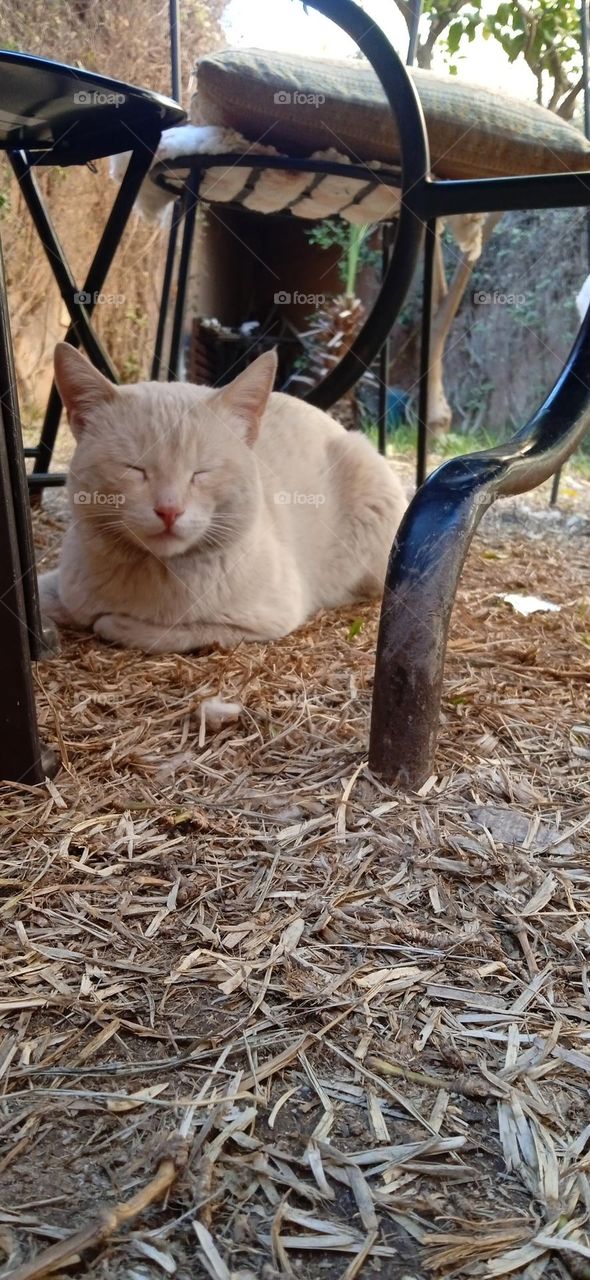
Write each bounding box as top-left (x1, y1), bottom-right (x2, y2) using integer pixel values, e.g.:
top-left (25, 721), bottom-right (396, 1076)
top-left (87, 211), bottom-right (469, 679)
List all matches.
top-left (39, 344), bottom-right (406, 653)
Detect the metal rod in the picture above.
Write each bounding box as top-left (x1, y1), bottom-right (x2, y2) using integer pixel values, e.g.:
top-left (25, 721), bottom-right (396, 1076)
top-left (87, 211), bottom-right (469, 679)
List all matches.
top-left (27, 472), bottom-right (68, 490)
top-left (552, 0), bottom-right (590, 506)
top-left (419, 170), bottom-right (590, 219)
top-left (167, 166), bottom-right (200, 381)
top-left (151, 199), bottom-right (182, 379)
top-left (416, 219), bottom-right (435, 488)
top-left (583, 0), bottom-right (590, 260)
top-left (169, 0), bottom-right (181, 102)
top-left (151, 0), bottom-right (182, 381)
top-left (377, 224), bottom-right (392, 456)
top-left (406, 0), bottom-right (424, 482)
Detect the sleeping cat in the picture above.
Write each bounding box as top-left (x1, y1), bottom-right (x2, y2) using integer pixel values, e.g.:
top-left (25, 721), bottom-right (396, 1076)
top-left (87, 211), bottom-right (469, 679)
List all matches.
top-left (38, 343), bottom-right (406, 653)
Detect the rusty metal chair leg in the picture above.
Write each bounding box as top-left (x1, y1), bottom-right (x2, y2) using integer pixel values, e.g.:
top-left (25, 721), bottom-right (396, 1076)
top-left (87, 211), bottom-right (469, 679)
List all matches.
top-left (369, 302), bottom-right (590, 788)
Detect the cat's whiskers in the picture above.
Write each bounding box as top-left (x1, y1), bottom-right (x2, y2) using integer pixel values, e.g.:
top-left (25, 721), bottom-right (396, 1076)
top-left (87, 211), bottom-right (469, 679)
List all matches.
top-left (84, 520), bottom-right (126, 535)
top-left (202, 516), bottom-right (241, 548)
top-left (71, 511), bottom-right (125, 525)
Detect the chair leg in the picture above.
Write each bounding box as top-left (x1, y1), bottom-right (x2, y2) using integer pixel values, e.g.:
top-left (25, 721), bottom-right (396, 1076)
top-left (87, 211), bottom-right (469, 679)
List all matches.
top-left (550, 467), bottom-right (561, 505)
top-left (368, 474), bottom-right (479, 789)
top-left (369, 294), bottom-right (590, 787)
top-left (0, 425), bottom-right (45, 784)
top-left (0, 249), bottom-right (46, 783)
top-left (0, 239), bottom-right (45, 660)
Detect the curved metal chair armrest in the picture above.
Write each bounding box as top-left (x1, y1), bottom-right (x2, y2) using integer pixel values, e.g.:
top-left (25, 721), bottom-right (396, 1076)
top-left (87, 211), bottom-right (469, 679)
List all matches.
top-left (368, 306), bottom-right (590, 788)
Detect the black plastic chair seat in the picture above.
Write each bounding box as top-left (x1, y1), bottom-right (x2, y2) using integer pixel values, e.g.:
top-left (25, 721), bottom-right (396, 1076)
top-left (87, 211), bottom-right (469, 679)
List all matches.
top-left (0, 50), bottom-right (184, 164)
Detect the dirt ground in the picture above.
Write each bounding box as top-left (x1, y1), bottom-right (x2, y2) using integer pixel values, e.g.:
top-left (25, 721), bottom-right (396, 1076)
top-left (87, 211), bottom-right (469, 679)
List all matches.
top-left (0, 465), bottom-right (589, 1280)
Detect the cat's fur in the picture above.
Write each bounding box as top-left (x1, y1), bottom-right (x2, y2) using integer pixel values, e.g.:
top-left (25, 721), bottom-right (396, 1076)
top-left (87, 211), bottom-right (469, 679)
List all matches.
top-left (39, 344), bottom-right (406, 653)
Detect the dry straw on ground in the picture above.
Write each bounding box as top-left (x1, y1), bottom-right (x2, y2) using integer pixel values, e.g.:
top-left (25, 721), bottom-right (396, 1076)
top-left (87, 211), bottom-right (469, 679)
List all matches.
top-left (1, 475), bottom-right (589, 1279)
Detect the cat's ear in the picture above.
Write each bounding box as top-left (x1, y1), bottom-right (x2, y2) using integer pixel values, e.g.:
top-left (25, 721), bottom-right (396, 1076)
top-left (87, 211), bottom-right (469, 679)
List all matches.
top-left (214, 349), bottom-right (277, 446)
top-left (54, 343), bottom-right (116, 439)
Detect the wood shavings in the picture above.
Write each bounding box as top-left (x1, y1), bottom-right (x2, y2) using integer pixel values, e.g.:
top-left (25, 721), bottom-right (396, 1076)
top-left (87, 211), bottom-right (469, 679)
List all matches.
top-left (0, 480), bottom-right (588, 1278)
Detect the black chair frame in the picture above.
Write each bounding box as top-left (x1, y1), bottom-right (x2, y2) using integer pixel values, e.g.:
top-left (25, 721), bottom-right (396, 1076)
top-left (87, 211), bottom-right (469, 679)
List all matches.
top-left (151, 0), bottom-right (590, 787)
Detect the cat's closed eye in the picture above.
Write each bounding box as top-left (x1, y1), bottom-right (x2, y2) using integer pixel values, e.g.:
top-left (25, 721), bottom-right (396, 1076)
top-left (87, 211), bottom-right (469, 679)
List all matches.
top-left (124, 465), bottom-right (147, 479)
top-left (191, 469), bottom-right (212, 483)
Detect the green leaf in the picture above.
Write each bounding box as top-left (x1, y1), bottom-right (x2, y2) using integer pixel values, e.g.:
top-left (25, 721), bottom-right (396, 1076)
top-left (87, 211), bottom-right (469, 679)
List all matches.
top-left (347, 617), bottom-right (365, 640)
top-left (445, 19), bottom-right (464, 52)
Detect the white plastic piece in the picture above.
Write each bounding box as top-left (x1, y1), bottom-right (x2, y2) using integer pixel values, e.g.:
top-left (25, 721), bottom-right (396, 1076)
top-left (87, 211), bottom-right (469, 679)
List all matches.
top-left (501, 594), bottom-right (561, 615)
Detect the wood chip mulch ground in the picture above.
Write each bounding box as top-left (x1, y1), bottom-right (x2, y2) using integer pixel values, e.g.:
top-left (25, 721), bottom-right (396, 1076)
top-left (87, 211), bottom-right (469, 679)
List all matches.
top-left (1, 472), bottom-right (589, 1280)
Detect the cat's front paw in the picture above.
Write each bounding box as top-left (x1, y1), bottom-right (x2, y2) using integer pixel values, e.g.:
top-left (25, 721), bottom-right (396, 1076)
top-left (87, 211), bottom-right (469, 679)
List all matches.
top-left (94, 613), bottom-right (143, 649)
top-left (37, 570), bottom-right (73, 628)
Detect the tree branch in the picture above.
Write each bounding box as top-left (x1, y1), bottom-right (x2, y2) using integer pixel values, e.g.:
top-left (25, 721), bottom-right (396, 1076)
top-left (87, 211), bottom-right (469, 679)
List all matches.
top-left (432, 213), bottom-right (501, 347)
top-left (556, 74), bottom-right (584, 120)
top-left (393, 0), bottom-right (414, 29)
top-left (433, 231), bottom-right (449, 306)
top-left (511, 0), bottom-right (538, 66)
top-left (427, 212), bottom-right (503, 434)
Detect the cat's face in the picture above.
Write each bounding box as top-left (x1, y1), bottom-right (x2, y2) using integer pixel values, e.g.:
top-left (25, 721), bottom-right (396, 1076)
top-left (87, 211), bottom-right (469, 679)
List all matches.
top-left (54, 345), bottom-right (277, 559)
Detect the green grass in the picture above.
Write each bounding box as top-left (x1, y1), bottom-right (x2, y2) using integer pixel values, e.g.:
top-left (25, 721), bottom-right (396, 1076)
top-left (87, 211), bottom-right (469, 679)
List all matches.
top-left (364, 421), bottom-right (505, 460)
top-left (364, 421), bottom-right (590, 477)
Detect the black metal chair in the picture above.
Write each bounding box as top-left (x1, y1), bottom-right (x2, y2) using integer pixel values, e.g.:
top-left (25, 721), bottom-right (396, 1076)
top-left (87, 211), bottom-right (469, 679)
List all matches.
top-left (0, 51), bottom-right (183, 782)
top-left (147, 0), bottom-right (590, 787)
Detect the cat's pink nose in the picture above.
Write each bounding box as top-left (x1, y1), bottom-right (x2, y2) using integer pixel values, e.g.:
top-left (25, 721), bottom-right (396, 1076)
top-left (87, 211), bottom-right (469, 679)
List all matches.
top-left (155, 505), bottom-right (184, 532)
